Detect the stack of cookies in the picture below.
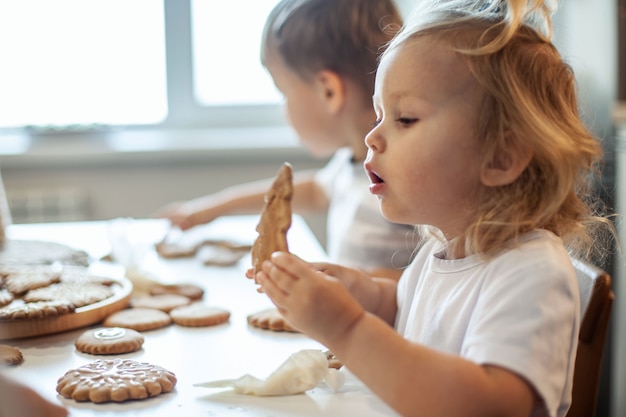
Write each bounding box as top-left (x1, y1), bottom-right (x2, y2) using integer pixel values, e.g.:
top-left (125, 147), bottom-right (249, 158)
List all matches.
top-left (0, 264), bottom-right (119, 321)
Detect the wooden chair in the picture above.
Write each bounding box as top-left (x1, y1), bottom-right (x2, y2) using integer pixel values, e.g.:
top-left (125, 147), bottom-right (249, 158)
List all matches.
top-left (566, 259), bottom-right (614, 417)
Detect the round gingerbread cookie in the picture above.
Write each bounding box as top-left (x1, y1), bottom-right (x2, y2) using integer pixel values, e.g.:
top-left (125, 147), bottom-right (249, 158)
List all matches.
top-left (0, 344), bottom-right (23, 366)
top-left (103, 308), bottom-right (171, 332)
top-left (56, 358), bottom-right (177, 403)
top-left (149, 283), bottom-right (204, 301)
top-left (155, 240), bottom-right (200, 258)
top-left (76, 327), bottom-right (144, 355)
top-left (130, 294), bottom-right (191, 312)
top-left (169, 303), bottom-right (230, 327)
top-left (247, 307), bottom-right (299, 332)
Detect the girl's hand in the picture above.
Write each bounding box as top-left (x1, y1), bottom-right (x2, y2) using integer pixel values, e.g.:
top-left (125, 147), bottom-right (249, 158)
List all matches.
top-left (308, 262), bottom-right (372, 293)
top-left (245, 267), bottom-right (265, 293)
top-left (310, 261), bottom-right (397, 319)
top-left (256, 252), bottom-right (364, 347)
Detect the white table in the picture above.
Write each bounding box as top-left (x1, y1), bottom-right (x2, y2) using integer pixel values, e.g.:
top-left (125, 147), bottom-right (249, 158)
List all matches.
top-left (0, 215), bottom-right (398, 417)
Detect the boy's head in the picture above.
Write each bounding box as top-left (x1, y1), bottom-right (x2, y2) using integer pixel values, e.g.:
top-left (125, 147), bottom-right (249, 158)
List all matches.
top-left (261, 0), bottom-right (402, 102)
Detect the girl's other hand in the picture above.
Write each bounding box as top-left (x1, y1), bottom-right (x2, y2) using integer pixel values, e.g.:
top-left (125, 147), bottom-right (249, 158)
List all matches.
top-left (245, 267), bottom-right (265, 293)
top-left (257, 252), bottom-right (364, 346)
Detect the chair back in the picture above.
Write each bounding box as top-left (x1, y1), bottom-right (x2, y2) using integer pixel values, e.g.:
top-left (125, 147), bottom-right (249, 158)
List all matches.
top-left (566, 259), bottom-right (614, 417)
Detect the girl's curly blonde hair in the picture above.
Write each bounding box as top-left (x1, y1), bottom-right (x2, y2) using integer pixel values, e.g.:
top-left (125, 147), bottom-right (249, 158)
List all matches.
top-left (389, 0), bottom-right (615, 261)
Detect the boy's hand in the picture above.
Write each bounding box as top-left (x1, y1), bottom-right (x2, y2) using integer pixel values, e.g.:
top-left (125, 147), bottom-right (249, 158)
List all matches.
top-left (152, 201), bottom-right (194, 230)
top-left (256, 252), bottom-right (364, 347)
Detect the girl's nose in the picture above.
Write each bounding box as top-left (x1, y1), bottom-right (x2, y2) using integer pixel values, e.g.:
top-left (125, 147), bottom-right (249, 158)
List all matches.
top-left (365, 125), bottom-right (383, 152)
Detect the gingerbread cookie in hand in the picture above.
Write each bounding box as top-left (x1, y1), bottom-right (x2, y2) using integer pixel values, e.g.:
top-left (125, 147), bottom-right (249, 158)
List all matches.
top-left (251, 163), bottom-right (294, 275)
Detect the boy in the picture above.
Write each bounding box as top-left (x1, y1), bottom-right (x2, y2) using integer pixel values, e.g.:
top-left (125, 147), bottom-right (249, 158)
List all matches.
top-left (156, 0), bottom-right (413, 279)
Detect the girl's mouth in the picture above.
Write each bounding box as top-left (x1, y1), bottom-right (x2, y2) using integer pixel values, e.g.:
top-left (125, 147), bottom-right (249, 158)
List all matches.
top-left (367, 170), bottom-right (383, 184)
top-left (364, 162), bottom-right (384, 184)
top-left (364, 164), bottom-right (384, 195)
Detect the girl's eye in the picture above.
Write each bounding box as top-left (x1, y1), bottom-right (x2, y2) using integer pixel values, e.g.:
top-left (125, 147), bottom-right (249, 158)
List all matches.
top-left (371, 118), bottom-right (382, 128)
top-left (397, 117), bottom-right (418, 126)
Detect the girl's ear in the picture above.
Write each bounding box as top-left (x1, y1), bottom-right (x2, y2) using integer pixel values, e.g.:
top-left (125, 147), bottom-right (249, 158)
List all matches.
top-left (314, 69), bottom-right (346, 115)
top-left (480, 137), bottom-right (533, 187)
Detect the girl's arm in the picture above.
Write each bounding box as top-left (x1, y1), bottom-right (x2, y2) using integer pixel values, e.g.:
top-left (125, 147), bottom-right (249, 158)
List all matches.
top-left (333, 312), bottom-right (536, 417)
top-left (309, 261), bottom-right (398, 325)
top-left (257, 252), bottom-right (536, 417)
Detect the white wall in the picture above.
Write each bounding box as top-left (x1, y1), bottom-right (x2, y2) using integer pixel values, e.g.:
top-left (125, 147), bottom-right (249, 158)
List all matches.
top-left (553, 1), bottom-right (618, 139)
top-left (552, 3), bottom-right (620, 417)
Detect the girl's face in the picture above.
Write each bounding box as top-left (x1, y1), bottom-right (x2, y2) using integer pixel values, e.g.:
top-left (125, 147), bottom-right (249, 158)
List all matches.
top-left (264, 52), bottom-right (341, 158)
top-left (364, 35), bottom-right (485, 239)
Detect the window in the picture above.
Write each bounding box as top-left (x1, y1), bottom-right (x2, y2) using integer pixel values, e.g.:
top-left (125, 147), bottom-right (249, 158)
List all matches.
top-left (191, 0), bottom-right (281, 106)
top-left (0, 0), bottom-right (284, 132)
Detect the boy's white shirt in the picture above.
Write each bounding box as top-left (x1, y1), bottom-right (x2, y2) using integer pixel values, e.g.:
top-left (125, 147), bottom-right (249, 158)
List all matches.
top-left (396, 230), bottom-right (580, 417)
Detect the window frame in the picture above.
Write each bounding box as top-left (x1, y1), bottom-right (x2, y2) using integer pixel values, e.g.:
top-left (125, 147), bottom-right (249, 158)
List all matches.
top-left (162, 0), bottom-right (286, 130)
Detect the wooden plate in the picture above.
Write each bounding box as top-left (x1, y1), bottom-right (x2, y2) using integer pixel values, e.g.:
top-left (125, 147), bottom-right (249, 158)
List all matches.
top-left (0, 276), bottom-right (132, 340)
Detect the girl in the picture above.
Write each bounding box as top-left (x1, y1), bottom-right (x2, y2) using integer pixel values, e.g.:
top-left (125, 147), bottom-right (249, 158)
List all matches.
top-left (253, 1), bottom-right (614, 416)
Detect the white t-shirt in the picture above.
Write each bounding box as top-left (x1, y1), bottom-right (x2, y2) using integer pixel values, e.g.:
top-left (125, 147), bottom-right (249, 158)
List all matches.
top-left (396, 230), bottom-right (580, 417)
top-left (314, 148), bottom-right (415, 271)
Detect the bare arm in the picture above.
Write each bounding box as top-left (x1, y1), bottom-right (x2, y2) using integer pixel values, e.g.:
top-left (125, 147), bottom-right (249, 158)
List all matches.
top-left (309, 261), bottom-right (398, 325)
top-left (257, 252), bottom-right (536, 417)
top-left (0, 373), bottom-right (68, 417)
top-left (333, 313), bottom-right (536, 417)
top-left (154, 170), bottom-right (329, 230)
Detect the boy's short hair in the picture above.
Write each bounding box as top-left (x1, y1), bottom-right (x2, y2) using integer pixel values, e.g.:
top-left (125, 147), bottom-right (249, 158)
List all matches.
top-left (261, 0), bottom-right (403, 98)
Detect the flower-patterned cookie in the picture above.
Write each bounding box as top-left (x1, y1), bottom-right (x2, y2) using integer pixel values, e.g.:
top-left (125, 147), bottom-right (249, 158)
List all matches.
top-left (56, 358), bottom-right (176, 403)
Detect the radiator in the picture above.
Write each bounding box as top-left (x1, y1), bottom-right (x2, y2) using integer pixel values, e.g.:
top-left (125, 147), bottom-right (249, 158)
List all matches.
top-left (6, 187), bottom-right (92, 224)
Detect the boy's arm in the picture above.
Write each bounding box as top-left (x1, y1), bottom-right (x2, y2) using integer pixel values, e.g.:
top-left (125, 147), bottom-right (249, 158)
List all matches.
top-left (154, 170), bottom-right (328, 229)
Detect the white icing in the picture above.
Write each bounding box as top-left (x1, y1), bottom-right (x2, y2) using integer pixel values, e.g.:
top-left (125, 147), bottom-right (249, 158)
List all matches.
top-left (194, 349), bottom-right (331, 396)
top-left (94, 327), bottom-right (126, 340)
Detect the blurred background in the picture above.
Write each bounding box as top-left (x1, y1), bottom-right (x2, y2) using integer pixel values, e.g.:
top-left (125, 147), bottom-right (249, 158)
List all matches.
top-left (0, 1), bottom-right (622, 416)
